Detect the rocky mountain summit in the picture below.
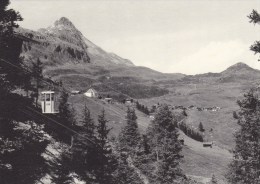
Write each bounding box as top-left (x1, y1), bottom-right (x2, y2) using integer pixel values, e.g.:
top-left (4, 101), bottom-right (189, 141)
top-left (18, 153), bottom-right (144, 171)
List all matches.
top-left (17, 17), bottom-right (134, 67)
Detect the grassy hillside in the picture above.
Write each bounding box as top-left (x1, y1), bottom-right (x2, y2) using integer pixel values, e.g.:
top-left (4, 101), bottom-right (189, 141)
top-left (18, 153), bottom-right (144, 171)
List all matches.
top-left (139, 65), bottom-right (260, 150)
top-left (69, 94), bottom-right (151, 136)
top-left (45, 62), bottom-right (260, 183)
top-left (18, 17), bottom-right (260, 183)
top-left (180, 131), bottom-right (232, 183)
top-left (139, 85), bottom-right (240, 150)
top-left (68, 94), bottom-right (232, 184)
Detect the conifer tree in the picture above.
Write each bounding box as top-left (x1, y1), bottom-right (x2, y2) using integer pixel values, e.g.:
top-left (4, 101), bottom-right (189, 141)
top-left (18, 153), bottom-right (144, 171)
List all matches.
top-left (0, 2), bottom-right (51, 184)
top-left (147, 105), bottom-right (185, 183)
top-left (131, 134), bottom-right (152, 180)
top-left (0, 0), bottom-right (23, 89)
top-left (248, 10), bottom-right (260, 59)
top-left (199, 122), bottom-right (205, 132)
top-left (114, 152), bottom-right (143, 184)
top-left (52, 150), bottom-right (73, 184)
top-left (31, 58), bottom-right (43, 106)
top-left (142, 134), bottom-right (150, 155)
top-left (211, 174), bottom-right (218, 184)
top-left (233, 111), bottom-right (239, 119)
top-left (71, 106), bottom-right (96, 182)
top-left (81, 104), bottom-right (95, 138)
top-left (118, 107), bottom-right (141, 153)
top-left (22, 71), bottom-right (32, 97)
top-left (182, 109), bottom-right (187, 116)
top-left (94, 109), bottom-right (116, 184)
top-left (58, 89), bottom-right (75, 128)
top-left (226, 89), bottom-right (260, 184)
top-left (0, 121), bottom-right (49, 184)
top-left (58, 89), bottom-right (76, 143)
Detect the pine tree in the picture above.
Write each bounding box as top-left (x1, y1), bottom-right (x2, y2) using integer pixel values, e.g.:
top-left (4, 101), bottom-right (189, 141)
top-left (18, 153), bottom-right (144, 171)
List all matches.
top-left (199, 122), bottom-right (205, 132)
top-left (136, 101), bottom-right (140, 109)
top-left (58, 89), bottom-right (75, 128)
top-left (226, 89), bottom-right (260, 184)
top-left (147, 105), bottom-right (175, 161)
top-left (81, 104), bottom-right (95, 138)
top-left (22, 71), bottom-right (32, 97)
top-left (248, 10), bottom-right (260, 59)
top-left (70, 106), bottom-right (97, 182)
top-left (118, 107), bottom-right (141, 154)
top-left (211, 174), bottom-right (218, 184)
top-left (58, 89), bottom-right (76, 143)
top-left (0, 3), bottom-right (51, 184)
top-left (147, 105), bottom-right (185, 183)
top-left (131, 134), bottom-right (153, 180)
top-left (52, 150), bottom-right (73, 184)
top-left (114, 152), bottom-right (143, 184)
top-left (142, 134), bottom-right (150, 155)
top-left (183, 109), bottom-right (188, 116)
top-left (233, 111), bottom-right (239, 119)
top-left (0, 0), bottom-right (23, 89)
top-left (0, 121), bottom-right (49, 184)
top-left (94, 109), bottom-right (116, 184)
top-left (31, 58), bottom-right (43, 106)
top-left (144, 106), bottom-right (149, 115)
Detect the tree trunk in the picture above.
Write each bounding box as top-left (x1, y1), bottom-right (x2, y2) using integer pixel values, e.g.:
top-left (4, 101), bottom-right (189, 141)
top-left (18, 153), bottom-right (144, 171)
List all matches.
top-left (70, 135), bottom-right (74, 148)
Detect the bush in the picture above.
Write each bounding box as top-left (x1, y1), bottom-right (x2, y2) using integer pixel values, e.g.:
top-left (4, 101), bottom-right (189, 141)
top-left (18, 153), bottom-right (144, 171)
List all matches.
top-left (178, 122), bottom-right (204, 142)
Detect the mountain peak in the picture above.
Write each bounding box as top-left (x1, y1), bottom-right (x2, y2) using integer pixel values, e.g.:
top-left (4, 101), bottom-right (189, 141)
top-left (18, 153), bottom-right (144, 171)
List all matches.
top-left (222, 62), bottom-right (257, 75)
top-left (54, 17), bottom-right (75, 29)
top-left (230, 62), bottom-right (249, 68)
top-left (226, 62), bottom-right (251, 71)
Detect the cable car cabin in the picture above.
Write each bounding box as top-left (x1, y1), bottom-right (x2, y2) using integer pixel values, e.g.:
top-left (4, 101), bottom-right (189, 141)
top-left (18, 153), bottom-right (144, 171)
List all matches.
top-left (41, 91), bottom-right (58, 114)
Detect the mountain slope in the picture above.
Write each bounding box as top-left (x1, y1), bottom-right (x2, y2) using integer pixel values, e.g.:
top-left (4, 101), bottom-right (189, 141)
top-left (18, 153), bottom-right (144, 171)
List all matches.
top-left (17, 17), bottom-right (134, 67)
top-left (15, 16), bottom-right (260, 183)
top-left (219, 62), bottom-right (260, 82)
top-left (141, 62), bottom-right (260, 148)
top-left (17, 17), bottom-right (185, 90)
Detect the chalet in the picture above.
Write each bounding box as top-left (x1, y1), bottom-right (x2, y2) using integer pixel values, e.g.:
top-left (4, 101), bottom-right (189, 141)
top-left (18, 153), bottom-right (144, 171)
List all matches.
top-left (203, 142), bottom-right (213, 148)
top-left (71, 90), bottom-right (80, 95)
top-left (84, 88), bottom-right (98, 98)
top-left (125, 98), bottom-right (134, 104)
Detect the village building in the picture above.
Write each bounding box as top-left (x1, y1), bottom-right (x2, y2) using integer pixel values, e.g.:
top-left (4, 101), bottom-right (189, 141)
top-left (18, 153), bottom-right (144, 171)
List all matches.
top-left (71, 90), bottom-right (80, 95)
top-left (84, 88), bottom-right (98, 98)
top-left (125, 98), bottom-right (134, 104)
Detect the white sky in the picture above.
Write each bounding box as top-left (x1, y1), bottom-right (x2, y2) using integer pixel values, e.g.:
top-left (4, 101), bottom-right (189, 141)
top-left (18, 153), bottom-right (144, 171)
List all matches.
top-left (11, 0), bottom-right (260, 74)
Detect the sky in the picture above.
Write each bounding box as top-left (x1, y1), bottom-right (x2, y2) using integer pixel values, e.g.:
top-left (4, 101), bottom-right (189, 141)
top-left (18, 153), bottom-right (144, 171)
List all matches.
top-left (11, 0), bottom-right (260, 74)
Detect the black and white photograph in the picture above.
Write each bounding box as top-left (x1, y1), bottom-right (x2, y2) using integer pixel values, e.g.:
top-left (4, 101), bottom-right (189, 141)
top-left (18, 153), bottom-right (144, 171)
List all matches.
top-left (0, 0), bottom-right (260, 183)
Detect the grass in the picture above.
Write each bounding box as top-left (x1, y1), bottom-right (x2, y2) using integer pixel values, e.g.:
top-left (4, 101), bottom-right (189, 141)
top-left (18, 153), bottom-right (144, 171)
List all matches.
top-left (43, 62), bottom-right (260, 183)
top-left (69, 94), bottom-right (150, 137)
top-left (139, 81), bottom-right (250, 150)
top-left (180, 131), bottom-right (232, 183)
top-left (68, 94), bottom-right (233, 183)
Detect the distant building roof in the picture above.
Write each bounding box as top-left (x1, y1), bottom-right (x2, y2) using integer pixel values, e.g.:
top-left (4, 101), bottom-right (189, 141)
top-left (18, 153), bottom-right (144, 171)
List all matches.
top-left (71, 90), bottom-right (80, 93)
top-left (104, 97), bottom-right (112, 100)
top-left (85, 88), bottom-right (98, 93)
top-left (41, 91), bottom-right (55, 94)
